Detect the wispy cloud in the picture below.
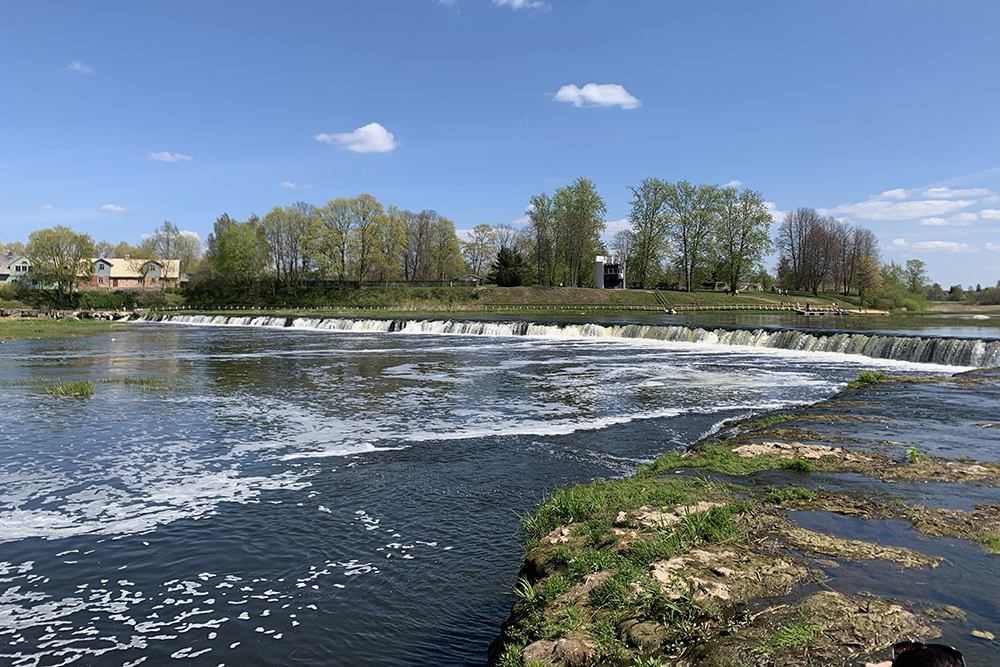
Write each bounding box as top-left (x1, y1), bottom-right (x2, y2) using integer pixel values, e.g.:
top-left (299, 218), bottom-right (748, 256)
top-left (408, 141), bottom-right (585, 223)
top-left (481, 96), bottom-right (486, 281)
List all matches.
top-left (434, 0), bottom-right (458, 6)
top-left (979, 209), bottom-right (1000, 221)
top-left (281, 181), bottom-right (313, 190)
top-left (875, 188), bottom-right (911, 200)
top-left (554, 83), bottom-right (641, 109)
top-left (723, 180), bottom-right (743, 188)
top-left (66, 61), bottom-right (93, 74)
top-left (986, 242), bottom-right (1000, 251)
top-left (148, 151), bottom-right (193, 163)
top-left (34, 204), bottom-right (53, 210)
top-left (919, 212), bottom-right (979, 226)
top-left (920, 187), bottom-right (993, 199)
top-left (493, 0), bottom-right (551, 10)
top-left (823, 199), bottom-right (975, 221)
top-left (99, 204), bottom-right (135, 215)
top-left (315, 122), bottom-right (398, 153)
top-left (892, 238), bottom-right (977, 253)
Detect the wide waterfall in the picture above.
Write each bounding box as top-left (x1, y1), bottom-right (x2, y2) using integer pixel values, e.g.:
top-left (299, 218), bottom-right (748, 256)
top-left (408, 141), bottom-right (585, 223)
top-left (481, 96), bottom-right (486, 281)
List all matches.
top-left (150, 313), bottom-right (1000, 368)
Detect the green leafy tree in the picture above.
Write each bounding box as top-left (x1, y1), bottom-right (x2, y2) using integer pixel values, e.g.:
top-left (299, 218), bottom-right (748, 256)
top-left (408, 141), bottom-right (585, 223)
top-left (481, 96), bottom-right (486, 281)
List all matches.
top-left (626, 177), bottom-right (670, 288)
top-left (663, 181), bottom-right (720, 292)
top-left (853, 255), bottom-right (883, 310)
top-left (527, 193), bottom-right (555, 286)
top-left (314, 198), bottom-right (353, 286)
top-left (716, 186), bottom-right (773, 291)
top-left (373, 205), bottom-right (407, 284)
top-left (926, 283), bottom-right (947, 301)
top-left (430, 216), bottom-right (466, 280)
top-left (27, 225), bottom-right (96, 304)
top-left (461, 223), bottom-right (496, 276)
top-left (262, 203), bottom-right (315, 292)
top-left (552, 178), bottom-right (607, 287)
top-left (208, 214), bottom-right (266, 293)
top-left (903, 258), bottom-right (929, 294)
top-left (948, 284), bottom-right (966, 302)
top-left (348, 193), bottom-right (385, 284)
top-left (881, 260), bottom-right (905, 288)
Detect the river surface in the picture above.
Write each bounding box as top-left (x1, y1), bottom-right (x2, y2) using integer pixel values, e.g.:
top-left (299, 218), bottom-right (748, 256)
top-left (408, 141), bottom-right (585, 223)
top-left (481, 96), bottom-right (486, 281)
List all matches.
top-left (0, 316), bottom-right (990, 666)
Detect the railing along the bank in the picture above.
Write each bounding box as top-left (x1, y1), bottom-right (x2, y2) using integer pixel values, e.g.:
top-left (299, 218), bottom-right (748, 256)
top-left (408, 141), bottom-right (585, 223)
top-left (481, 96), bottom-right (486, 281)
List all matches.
top-left (148, 303), bottom-right (799, 314)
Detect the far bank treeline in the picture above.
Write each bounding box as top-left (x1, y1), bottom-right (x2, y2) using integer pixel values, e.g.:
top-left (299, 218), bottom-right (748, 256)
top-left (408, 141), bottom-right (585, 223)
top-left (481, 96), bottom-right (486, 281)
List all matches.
top-left (7, 177), bottom-right (999, 310)
top-left (181, 179), bottom-right (790, 301)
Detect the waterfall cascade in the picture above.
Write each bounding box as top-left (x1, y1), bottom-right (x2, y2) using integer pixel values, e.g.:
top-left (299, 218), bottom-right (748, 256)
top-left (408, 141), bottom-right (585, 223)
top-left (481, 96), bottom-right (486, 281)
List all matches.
top-left (151, 313), bottom-right (1000, 368)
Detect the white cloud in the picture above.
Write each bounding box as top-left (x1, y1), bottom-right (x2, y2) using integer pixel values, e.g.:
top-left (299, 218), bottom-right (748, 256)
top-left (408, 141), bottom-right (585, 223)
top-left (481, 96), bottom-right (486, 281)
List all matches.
top-left (947, 212), bottom-right (979, 226)
top-left (281, 181), bottom-right (313, 190)
top-left (510, 215), bottom-right (530, 226)
top-left (892, 238), bottom-right (977, 253)
top-left (986, 242), bottom-right (1000, 251)
top-left (99, 204), bottom-right (134, 215)
top-left (823, 199), bottom-right (975, 221)
top-left (765, 201), bottom-right (788, 224)
top-left (148, 151), bottom-right (193, 163)
top-left (66, 61), bottom-right (93, 74)
top-left (980, 209), bottom-right (1000, 221)
top-left (920, 187), bottom-right (993, 199)
top-left (35, 204), bottom-right (53, 210)
top-left (315, 122), bottom-right (398, 153)
top-left (553, 83), bottom-right (641, 109)
top-left (877, 188), bottom-right (911, 200)
top-left (723, 180), bottom-right (743, 188)
top-left (493, 0), bottom-right (551, 10)
top-left (604, 218), bottom-right (631, 235)
top-left (920, 212), bottom-right (980, 226)
top-left (434, 0), bottom-right (457, 5)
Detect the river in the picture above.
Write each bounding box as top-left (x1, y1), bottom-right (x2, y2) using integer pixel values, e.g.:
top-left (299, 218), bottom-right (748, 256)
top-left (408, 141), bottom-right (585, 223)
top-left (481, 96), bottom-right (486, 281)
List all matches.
top-left (0, 313), bottom-right (992, 666)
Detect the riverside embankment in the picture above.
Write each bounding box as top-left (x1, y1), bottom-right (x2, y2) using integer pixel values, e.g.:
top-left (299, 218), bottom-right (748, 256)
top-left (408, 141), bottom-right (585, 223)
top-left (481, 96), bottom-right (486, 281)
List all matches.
top-left (488, 369), bottom-right (1000, 667)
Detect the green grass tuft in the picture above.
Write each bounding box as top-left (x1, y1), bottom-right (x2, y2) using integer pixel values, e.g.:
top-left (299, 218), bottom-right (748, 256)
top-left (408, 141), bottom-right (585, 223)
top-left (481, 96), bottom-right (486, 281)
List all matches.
top-left (980, 535), bottom-right (1000, 554)
top-left (523, 478), bottom-right (698, 547)
top-left (845, 370), bottom-right (886, 391)
top-left (780, 458), bottom-right (812, 473)
top-left (45, 380), bottom-right (94, 397)
top-left (769, 621), bottom-right (823, 649)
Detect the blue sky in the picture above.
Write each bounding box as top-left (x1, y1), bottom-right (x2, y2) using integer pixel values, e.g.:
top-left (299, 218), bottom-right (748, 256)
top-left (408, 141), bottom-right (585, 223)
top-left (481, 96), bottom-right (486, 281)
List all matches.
top-left (1, 0), bottom-right (998, 288)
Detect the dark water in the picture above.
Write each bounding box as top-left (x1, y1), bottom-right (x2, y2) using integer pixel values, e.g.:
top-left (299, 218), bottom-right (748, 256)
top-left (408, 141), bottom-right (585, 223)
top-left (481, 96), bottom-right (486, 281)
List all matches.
top-left (0, 320), bottom-right (987, 666)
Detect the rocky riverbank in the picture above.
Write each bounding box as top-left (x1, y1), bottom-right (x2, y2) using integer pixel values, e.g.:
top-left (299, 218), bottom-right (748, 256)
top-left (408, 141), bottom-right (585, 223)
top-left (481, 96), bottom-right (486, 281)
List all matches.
top-left (489, 369), bottom-right (1000, 667)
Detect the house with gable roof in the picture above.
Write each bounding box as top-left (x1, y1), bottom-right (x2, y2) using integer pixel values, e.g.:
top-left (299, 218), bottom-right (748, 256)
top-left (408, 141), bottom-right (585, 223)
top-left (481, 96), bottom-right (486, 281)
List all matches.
top-left (79, 257), bottom-right (181, 289)
top-left (0, 252), bottom-right (37, 286)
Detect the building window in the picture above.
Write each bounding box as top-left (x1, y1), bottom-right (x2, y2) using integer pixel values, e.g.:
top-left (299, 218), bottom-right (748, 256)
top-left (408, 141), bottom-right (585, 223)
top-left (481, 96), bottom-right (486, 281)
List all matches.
top-left (150, 277), bottom-right (156, 284)
top-left (98, 276), bottom-right (104, 284)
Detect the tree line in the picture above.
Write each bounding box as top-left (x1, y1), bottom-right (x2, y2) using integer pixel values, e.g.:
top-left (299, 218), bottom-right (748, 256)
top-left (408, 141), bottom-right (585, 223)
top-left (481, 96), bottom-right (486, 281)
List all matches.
top-left (461, 178), bottom-right (775, 292)
top-left (198, 195), bottom-right (466, 298)
top-left (6, 180), bottom-right (998, 310)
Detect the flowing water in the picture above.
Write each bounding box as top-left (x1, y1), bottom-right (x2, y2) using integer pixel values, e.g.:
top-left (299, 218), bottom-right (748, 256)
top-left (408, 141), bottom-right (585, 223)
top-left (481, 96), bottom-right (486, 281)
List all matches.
top-left (0, 315), bottom-right (993, 666)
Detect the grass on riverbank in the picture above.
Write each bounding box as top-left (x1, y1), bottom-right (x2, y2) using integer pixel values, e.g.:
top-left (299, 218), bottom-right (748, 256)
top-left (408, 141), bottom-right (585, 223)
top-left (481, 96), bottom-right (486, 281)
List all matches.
top-left (0, 318), bottom-right (117, 341)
